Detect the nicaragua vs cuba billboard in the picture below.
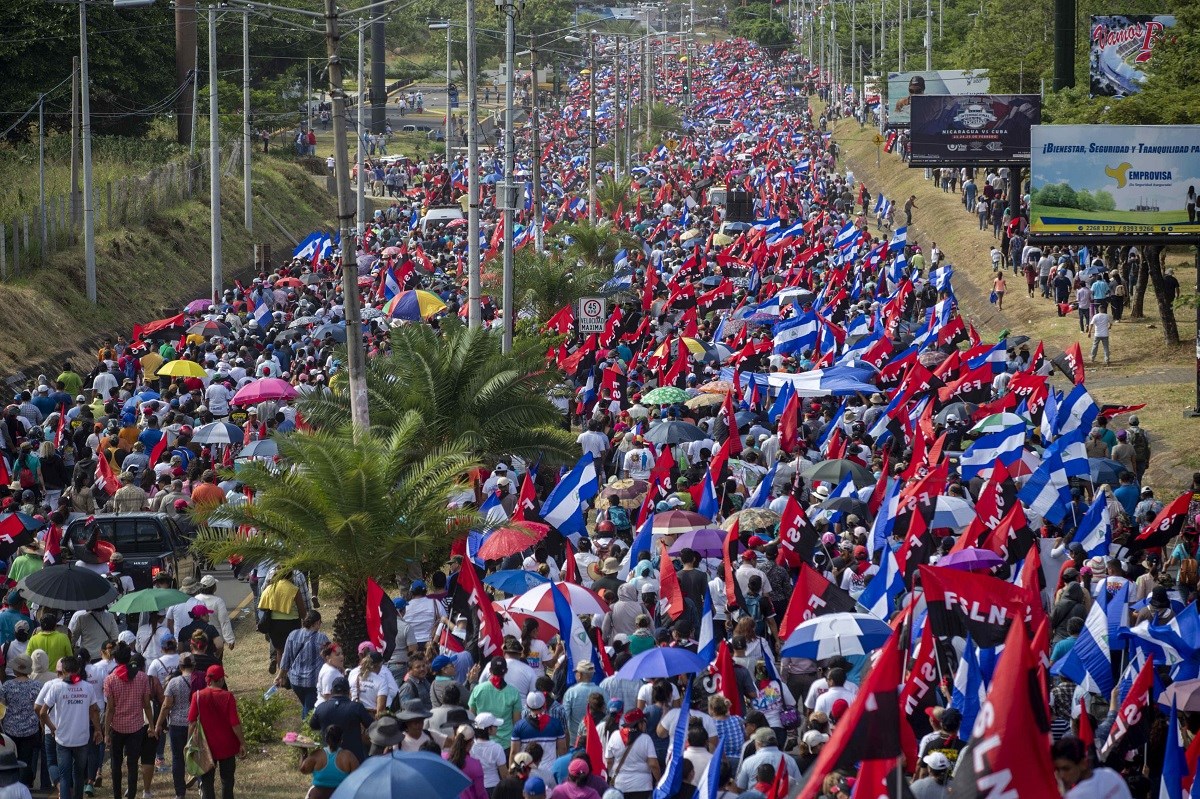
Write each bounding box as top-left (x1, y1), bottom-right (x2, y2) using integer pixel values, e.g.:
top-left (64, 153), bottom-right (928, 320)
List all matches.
top-left (908, 94), bottom-right (1040, 166)
top-left (1029, 125), bottom-right (1200, 235)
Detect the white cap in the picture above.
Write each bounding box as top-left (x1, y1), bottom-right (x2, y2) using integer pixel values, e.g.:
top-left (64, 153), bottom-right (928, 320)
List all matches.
top-left (117, 630), bottom-right (137, 646)
top-left (923, 752), bottom-right (951, 771)
top-left (474, 712), bottom-right (501, 729)
top-left (802, 730), bottom-right (829, 748)
top-left (525, 691), bottom-right (546, 710)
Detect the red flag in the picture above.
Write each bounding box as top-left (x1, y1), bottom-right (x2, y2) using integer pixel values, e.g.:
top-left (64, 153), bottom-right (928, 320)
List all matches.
top-left (919, 564), bottom-right (1032, 648)
top-left (1099, 654), bottom-right (1155, 760)
top-left (437, 623), bottom-right (466, 653)
top-left (710, 640), bottom-right (744, 716)
top-left (1077, 699), bottom-right (1094, 750)
top-left (722, 390), bottom-right (743, 456)
top-left (95, 450), bottom-right (119, 495)
top-left (949, 617), bottom-right (1057, 798)
top-left (54, 403), bottom-right (67, 449)
top-left (899, 623), bottom-right (941, 766)
top-left (778, 391), bottom-right (800, 454)
top-left (512, 473), bottom-right (537, 522)
top-left (765, 755), bottom-right (788, 799)
top-left (1063, 342), bottom-right (1086, 384)
top-left (592, 627), bottom-right (613, 677)
top-left (657, 541), bottom-right (685, 620)
top-left (150, 431), bottom-right (170, 467)
top-left (457, 561), bottom-right (506, 659)
top-left (642, 263), bottom-right (658, 312)
top-left (798, 627), bottom-right (906, 799)
top-left (867, 450), bottom-right (891, 516)
top-left (365, 578), bottom-right (397, 654)
top-left (723, 519), bottom-right (741, 611)
top-left (563, 538), bottom-right (579, 584)
top-left (584, 702), bottom-right (608, 777)
top-left (1131, 491), bottom-right (1193, 550)
top-left (778, 563), bottom-right (857, 639)
top-left (0, 453), bottom-right (9, 487)
top-left (544, 305), bottom-right (575, 335)
top-left (775, 496), bottom-right (818, 569)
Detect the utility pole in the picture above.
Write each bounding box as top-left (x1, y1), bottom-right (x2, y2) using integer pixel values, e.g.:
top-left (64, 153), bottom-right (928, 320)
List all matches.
top-left (208, 5), bottom-right (222, 303)
top-left (80, 1), bottom-right (96, 303)
top-left (466, 0), bottom-right (482, 328)
top-left (444, 25), bottom-right (452, 163)
top-left (357, 25), bottom-right (366, 238)
top-left (587, 33), bottom-right (597, 225)
top-left (499, 0), bottom-right (519, 354)
top-left (530, 37), bottom-right (544, 253)
top-left (897, 0), bottom-right (904, 72)
top-left (306, 57), bottom-right (313, 133)
top-left (39, 95), bottom-right (46, 256)
top-left (70, 56), bottom-right (79, 239)
top-left (370, 15), bottom-right (386, 133)
top-left (924, 0), bottom-right (932, 70)
top-left (322, 0), bottom-right (370, 434)
top-left (243, 11), bottom-right (252, 234)
top-left (613, 36), bottom-right (621, 183)
top-left (176, 0), bottom-right (198, 145)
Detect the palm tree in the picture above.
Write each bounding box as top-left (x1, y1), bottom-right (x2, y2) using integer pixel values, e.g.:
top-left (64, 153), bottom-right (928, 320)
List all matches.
top-left (552, 219), bottom-right (641, 272)
top-left (484, 248), bottom-right (608, 324)
top-left (594, 175), bottom-right (649, 216)
top-left (191, 419), bottom-right (477, 649)
top-left (300, 322), bottom-right (577, 463)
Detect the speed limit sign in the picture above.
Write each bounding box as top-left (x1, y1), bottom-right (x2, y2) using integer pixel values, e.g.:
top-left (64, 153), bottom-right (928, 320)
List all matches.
top-left (578, 296), bottom-right (606, 334)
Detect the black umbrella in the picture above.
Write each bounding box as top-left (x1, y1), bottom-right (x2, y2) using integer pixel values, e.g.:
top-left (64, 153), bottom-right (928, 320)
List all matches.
top-left (935, 402), bottom-right (976, 425)
top-left (819, 496), bottom-right (871, 519)
top-left (644, 420), bottom-right (709, 445)
top-left (20, 564), bottom-right (118, 611)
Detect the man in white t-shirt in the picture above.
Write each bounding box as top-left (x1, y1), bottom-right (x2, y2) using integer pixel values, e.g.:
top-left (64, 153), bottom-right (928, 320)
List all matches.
top-left (622, 438), bottom-right (654, 481)
top-left (1088, 309), bottom-right (1112, 365)
top-left (36, 656), bottom-right (102, 799)
top-left (811, 667), bottom-right (858, 718)
top-left (404, 581), bottom-right (445, 646)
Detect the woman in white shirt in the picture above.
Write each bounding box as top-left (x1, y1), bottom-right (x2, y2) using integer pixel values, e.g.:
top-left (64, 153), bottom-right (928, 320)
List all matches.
top-left (349, 652), bottom-right (387, 717)
top-left (315, 642), bottom-right (344, 708)
top-left (471, 713), bottom-right (509, 790)
top-left (604, 710), bottom-right (661, 799)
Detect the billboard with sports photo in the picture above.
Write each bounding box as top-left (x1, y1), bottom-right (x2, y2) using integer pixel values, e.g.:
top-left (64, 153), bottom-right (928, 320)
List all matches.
top-left (1089, 15), bottom-right (1176, 98)
top-left (1029, 125), bottom-right (1200, 235)
top-left (909, 94), bottom-right (1040, 166)
top-left (885, 70), bottom-right (989, 127)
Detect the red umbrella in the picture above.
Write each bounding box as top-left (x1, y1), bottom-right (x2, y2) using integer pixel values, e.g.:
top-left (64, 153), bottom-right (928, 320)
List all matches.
top-left (651, 510), bottom-right (711, 536)
top-left (445, 218), bottom-right (468, 229)
top-left (476, 521), bottom-right (550, 560)
top-left (276, 277), bottom-right (306, 288)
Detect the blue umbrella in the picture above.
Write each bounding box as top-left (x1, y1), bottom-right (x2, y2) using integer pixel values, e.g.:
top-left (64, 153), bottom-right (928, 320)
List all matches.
top-left (2, 512), bottom-right (46, 532)
top-left (780, 613), bottom-right (892, 660)
top-left (331, 751), bottom-right (470, 799)
top-left (483, 569), bottom-right (551, 595)
top-left (681, 238), bottom-right (703, 249)
top-left (615, 646), bottom-right (708, 680)
top-left (1089, 457), bottom-right (1129, 486)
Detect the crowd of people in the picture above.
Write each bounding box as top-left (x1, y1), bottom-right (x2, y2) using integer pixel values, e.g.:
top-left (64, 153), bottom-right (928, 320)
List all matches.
top-left (0, 23), bottom-right (1192, 799)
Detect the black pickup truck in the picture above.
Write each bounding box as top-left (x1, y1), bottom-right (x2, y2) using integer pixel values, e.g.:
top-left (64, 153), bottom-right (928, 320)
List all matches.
top-left (63, 513), bottom-right (200, 591)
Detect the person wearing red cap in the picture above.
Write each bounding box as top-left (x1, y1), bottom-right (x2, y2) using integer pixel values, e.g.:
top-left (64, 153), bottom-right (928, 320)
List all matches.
top-left (188, 664), bottom-right (243, 799)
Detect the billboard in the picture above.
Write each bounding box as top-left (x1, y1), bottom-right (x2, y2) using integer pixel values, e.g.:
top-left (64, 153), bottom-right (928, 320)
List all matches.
top-left (1029, 125), bottom-right (1200, 235)
top-left (886, 70), bottom-right (990, 127)
top-left (909, 94), bottom-right (1040, 166)
top-left (1089, 15), bottom-right (1176, 98)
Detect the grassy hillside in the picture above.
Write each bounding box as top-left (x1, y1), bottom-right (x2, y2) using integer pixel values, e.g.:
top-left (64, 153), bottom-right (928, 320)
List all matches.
top-left (0, 156), bottom-right (335, 380)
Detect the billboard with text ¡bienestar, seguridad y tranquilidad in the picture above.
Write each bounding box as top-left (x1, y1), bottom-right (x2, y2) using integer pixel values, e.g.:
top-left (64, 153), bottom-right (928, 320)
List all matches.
top-left (908, 94), bottom-right (1040, 166)
top-left (1089, 15), bottom-right (1176, 98)
top-left (1029, 125), bottom-right (1200, 235)
top-left (885, 70), bottom-right (989, 127)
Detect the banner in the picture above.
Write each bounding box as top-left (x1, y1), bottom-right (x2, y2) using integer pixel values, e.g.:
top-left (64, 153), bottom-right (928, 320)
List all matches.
top-left (1029, 125), bottom-right (1200, 235)
top-left (885, 70), bottom-right (990, 127)
top-left (909, 94), bottom-right (1040, 166)
top-left (1089, 15), bottom-right (1177, 98)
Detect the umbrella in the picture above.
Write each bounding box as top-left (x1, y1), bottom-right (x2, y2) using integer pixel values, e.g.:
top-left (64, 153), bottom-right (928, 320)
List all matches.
top-left (20, 564), bottom-right (118, 611)
top-left (356, 254), bottom-right (379, 272)
top-left (1005, 335), bottom-right (1031, 348)
top-left (312, 323), bottom-right (347, 342)
top-left (818, 496), bottom-right (870, 519)
top-left (184, 299), bottom-right (212, 314)
top-left (232, 378), bottom-right (299, 406)
top-left (698, 380), bottom-right (734, 395)
top-left (384, 290), bottom-right (449, 321)
top-left (494, 598), bottom-right (559, 641)
top-left (969, 413), bottom-right (1030, 434)
top-left (680, 229), bottom-right (702, 241)
top-left (1089, 457), bottom-right (1129, 486)
top-left (0, 512), bottom-right (46, 533)
top-left (668, 528), bottom-right (736, 558)
top-left (780, 612), bottom-right (893, 659)
top-left (734, 410), bottom-right (765, 429)
top-left (476, 521), bottom-right (551, 560)
top-left (712, 233), bottom-right (734, 246)
top-left (723, 221), bottom-right (752, 232)
top-left (1158, 679), bottom-right (1200, 713)
top-left (237, 439), bottom-right (279, 460)
top-left (508, 582), bottom-right (609, 616)
top-left (803, 459), bottom-right (874, 488)
top-left (191, 422), bottom-right (244, 445)
top-left (938, 547), bottom-right (1005, 572)
top-left (187, 320), bottom-right (232, 338)
top-left (330, 750), bottom-right (470, 799)
top-left (641, 387), bottom-right (690, 405)
top-left (289, 315), bottom-right (321, 328)
top-left (361, 308), bottom-right (384, 320)
top-left (382, 246), bottom-right (403, 257)
top-left (156, 359), bottom-right (208, 379)
top-left (275, 277), bottom-right (306, 288)
top-left (644, 421), bottom-right (708, 445)
top-left (935, 402), bottom-right (976, 425)
top-left (722, 507), bottom-right (781, 532)
top-left (685, 393), bottom-right (725, 409)
top-left (652, 510), bottom-right (711, 536)
top-left (108, 588), bottom-right (191, 615)
top-left (483, 569), bottom-right (551, 595)
top-left (932, 495), bottom-right (976, 530)
top-left (652, 338), bottom-right (711, 359)
top-left (600, 479), bottom-right (649, 500)
top-left (445, 218), bottom-right (468, 229)
top-left (614, 647), bottom-right (708, 680)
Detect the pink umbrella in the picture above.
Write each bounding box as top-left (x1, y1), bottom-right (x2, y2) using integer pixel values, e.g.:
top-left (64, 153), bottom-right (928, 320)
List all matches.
top-left (231, 378), bottom-right (299, 406)
top-left (184, 299), bottom-right (212, 314)
top-left (508, 582), bottom-right (609, 616)
top-left (938, 547), bottom-right (1004, 572)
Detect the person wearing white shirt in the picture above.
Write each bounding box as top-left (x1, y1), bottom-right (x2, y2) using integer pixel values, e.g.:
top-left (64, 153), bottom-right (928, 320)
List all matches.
top-left (315, 644), bottom-right (345, 708)
top-left (348, 655), bottom-right (388, 716)
top-left (622, 442), bottom-right (654, 480)
top-left (204, 381), bottom-right (232, 418)
top-left (91, 366), bottom-right (119, 403)
top-left (404, 582), bottom-right (445, 645)
top-left (194, 575), bottom-right (236, 649)
top-left (136, 619), bottom-right (172, 661)
top-left (734, 558), bottom-right (767, 598)
top-left (165, 581), bottom-right (202, 634)
top-left (147, 638), bottom-right (181, 688)
top-left (36, 656), bottom-right (102, 799)
top-left (685, 437), bottom-right (716, 464)
top-left (482, 464), bottom-right (517, 495)
top-left (810, 671), bottom-right (858, 718)
top-left (476, 645), bottom-right (538, 699)
top-left (576, 423), bottom-right (610, 465)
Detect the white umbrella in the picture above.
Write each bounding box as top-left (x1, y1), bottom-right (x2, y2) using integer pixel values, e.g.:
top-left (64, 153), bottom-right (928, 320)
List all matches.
top-left (780, 612), bottom-right (893, 660)
top-left (933, 495), bottom-right (976, 531)
top-left (191, 422), bottom-right (244, 445)
top-left (507, 582), bottom-right (609, 617)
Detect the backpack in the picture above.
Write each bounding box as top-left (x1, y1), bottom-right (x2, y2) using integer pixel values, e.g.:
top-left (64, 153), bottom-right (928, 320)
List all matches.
top-left (607, 505), bottom-right (631, 533)
top-left (740, 593), bottom-right (766, 636)
top-left (1129, 428), bottom-right (1150, 463)
top-left (17, 456), bottom-right (35, 490)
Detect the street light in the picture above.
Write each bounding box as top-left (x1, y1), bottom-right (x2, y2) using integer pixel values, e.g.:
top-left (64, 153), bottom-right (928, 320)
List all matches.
top-left (496, 0), bottom-right (525, 354)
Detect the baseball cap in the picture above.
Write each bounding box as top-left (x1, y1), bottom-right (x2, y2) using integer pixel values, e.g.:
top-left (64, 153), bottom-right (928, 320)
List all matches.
top-left (923, 752), bottom-right (951, 771)
top-left (474, 712), bottom-right (501, 729)
top-left (526, 691), bottom-right (546, 710)
top-left (206, 665), bottom-right (225, 681)
top-left (802, 730), bottom-right (829, 748)
top-left (524, 777), bottom-right (547, 796)
top-left (622, 709), bottom-right (645, 727)
top-left (430, 655), bottom-right (454, 672)
top-left (568, 759), bottom-right (591, 777)
top-left (117, 630), bottom-right (137, 646)
top-left (189, 605), bottom-right (212, 616)
top-left (159, 632), bottom-right (176, 646)
top-left (607, 698), bottom-right (625, 714)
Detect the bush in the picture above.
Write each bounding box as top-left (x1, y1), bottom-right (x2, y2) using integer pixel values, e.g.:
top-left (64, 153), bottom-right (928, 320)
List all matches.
top-left (238, 693), bottom-right (290, 748)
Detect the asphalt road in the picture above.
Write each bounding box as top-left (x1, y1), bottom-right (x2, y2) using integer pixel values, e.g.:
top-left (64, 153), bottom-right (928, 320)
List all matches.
top-left (205, 562), bottom-right (255, 626)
